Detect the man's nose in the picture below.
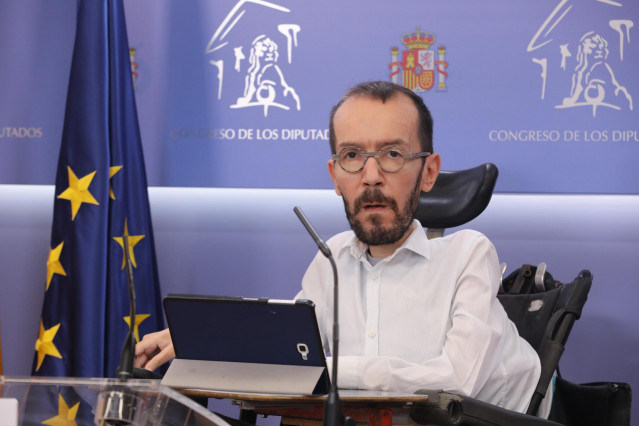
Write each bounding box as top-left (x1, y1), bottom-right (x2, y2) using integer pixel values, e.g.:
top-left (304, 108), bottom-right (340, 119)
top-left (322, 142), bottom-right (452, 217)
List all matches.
top-left (361, 156), bottom-right (383, 186)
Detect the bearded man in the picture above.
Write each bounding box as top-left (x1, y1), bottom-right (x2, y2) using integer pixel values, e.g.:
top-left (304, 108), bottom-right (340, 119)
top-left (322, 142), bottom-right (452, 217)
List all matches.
top-left (295, 81), bottom-right (540, 413)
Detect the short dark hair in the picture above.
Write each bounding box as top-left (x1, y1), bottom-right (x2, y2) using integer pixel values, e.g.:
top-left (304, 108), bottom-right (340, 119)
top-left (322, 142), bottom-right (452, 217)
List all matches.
top-left (328, 81), bottom-right (434, 154)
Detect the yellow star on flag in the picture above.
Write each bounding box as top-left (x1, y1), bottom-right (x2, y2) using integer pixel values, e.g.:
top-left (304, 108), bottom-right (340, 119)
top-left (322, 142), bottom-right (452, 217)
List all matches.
top-left (35, 320), bottom-right (62, 371)
top-left (124, 313), bottom-right (151, 343)
top-left (109, 165), bottom-right (123, 200)
top-left (57, 166), bottom-right (99, 220)
top-left (113, 218), bottom-right (145, 269)
top-left (46, 242), bottom-right (67, 291)
top-left (42, 394), bottom-right (80, 426)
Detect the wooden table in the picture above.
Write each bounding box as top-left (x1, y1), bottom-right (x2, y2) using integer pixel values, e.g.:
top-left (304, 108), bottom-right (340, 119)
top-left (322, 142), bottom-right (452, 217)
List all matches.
top-left (183, 389), bottom-right (429, 426)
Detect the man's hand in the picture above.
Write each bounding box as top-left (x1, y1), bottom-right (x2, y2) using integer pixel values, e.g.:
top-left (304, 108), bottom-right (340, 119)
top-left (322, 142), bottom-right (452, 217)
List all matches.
top-left (134, 328), bottom-right (175, 371)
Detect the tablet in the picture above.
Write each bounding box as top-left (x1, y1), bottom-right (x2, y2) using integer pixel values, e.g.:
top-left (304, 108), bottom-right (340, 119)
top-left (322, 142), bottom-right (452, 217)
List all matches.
top-left (161, 294), bottom-right (330, 395)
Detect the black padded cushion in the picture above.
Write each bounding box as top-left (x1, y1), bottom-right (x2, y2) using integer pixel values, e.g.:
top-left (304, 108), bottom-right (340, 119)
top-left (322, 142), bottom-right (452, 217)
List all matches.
top-left (414, 163), bottom-right (498, 229)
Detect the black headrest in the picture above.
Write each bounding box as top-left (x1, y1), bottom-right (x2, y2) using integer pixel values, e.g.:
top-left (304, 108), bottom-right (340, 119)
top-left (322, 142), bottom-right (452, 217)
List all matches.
top-left (414, 163), bottom-right (498, 229)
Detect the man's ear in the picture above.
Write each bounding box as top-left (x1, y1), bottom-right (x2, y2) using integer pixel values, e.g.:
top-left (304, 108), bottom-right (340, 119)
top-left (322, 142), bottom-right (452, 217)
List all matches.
top-left (420, 153), bottom-right (441, 192)
top-left (327, 159), bottom-right (342, 196)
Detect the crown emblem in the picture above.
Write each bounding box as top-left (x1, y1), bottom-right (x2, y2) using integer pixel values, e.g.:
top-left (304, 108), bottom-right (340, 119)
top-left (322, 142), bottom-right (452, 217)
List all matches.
top-left (402, 26), bottom-right (435, 50)
top-left (389, 26), bottom-right (448, 92)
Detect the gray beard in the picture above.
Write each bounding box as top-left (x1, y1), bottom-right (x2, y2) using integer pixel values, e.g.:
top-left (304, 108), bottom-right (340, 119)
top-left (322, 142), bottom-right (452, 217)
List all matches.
top-left (342, 172), bottom-right (422, 247)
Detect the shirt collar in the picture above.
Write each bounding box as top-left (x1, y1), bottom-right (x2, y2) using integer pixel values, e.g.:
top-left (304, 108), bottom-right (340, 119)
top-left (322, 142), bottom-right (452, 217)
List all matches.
top-left (337, 219), bottom-right (431, 262)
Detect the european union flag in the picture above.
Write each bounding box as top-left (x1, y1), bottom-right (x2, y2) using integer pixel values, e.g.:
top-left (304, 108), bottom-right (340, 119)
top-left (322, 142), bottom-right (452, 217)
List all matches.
top-left (32, 0), bottom-right (164, 378)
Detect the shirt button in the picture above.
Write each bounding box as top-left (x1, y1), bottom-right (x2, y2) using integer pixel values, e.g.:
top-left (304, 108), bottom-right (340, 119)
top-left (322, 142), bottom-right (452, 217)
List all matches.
top-left (371, 272), bottom-right (378, 279)
top-left (368, 330), bottom-right (376, 338)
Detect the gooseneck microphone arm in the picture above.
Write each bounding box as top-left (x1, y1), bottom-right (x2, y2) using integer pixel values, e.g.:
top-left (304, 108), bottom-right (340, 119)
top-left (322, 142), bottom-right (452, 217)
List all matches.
top-left (117, 233), bottom-right (136, 381)
top-left (294, 207), bottom-right (351, 426)
top-left (96, 234), bottom-right (141, 423)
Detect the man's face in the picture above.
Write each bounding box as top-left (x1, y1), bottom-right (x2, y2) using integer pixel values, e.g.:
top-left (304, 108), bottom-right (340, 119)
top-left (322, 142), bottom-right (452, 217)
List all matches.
top-left (328, 93), bottom-right (440, 248)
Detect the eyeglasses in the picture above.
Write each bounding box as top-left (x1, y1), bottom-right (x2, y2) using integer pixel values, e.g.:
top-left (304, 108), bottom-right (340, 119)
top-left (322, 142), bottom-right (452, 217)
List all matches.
top-left (332, 145), bottom-right (431, 173)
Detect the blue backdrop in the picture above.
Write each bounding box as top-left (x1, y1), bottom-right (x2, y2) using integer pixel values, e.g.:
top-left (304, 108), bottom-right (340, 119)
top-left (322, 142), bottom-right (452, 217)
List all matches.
top-left (1, 0), bottom-right (638, 193)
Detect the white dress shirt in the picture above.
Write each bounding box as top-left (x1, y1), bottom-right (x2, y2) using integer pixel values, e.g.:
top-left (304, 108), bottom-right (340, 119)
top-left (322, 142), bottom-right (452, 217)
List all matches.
top-left (296, 220), bottom-right (540, 413)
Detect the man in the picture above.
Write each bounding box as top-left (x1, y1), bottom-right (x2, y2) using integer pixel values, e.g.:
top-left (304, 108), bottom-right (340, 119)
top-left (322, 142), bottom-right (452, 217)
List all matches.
top-left (135, 80), bottom-right (540, 413)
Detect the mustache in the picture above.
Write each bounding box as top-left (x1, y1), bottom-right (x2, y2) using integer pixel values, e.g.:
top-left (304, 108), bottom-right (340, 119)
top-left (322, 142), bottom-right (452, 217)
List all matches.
top-left (353, 188), bottom-right (398, 214)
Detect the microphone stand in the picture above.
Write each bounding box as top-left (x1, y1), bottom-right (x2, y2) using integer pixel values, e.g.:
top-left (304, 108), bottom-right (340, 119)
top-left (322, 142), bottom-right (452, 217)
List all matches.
top-left (117, 234), bottom-right (136, 381)
top-left (294, 207), bottom-right (353, 426)
top-left (323, 253), bottom-right (347, 426)
top-left (96, 234), bottom-right (143, 425)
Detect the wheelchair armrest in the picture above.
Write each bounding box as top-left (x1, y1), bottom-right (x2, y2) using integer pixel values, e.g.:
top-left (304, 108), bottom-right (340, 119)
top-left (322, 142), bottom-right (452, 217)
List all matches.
top-left (410, 390), bottom-right (563, 426)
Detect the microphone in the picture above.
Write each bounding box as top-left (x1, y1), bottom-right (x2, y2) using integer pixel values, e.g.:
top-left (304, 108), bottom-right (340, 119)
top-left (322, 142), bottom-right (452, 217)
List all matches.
top-left (294, 207), bottom-right (331, 258)
top-left (294, 207), bottom-right (352, 426)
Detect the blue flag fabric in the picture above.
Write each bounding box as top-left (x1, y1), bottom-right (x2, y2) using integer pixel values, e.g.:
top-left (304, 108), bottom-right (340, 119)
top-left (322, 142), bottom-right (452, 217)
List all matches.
top-left (32, 0), bottom-right (164, 378)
